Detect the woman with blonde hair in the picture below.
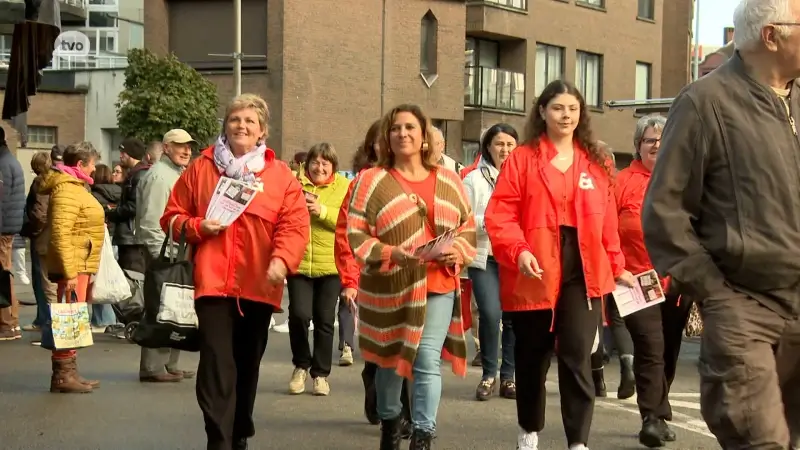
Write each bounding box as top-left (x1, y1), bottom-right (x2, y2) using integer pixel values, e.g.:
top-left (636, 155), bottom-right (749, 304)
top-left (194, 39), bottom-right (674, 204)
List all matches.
top-left (41, 142), bottom-right (106, 393)
top-left (348, 104), bottom-right (476, 449)
top-left (161, 93), bottom-right (310, 450)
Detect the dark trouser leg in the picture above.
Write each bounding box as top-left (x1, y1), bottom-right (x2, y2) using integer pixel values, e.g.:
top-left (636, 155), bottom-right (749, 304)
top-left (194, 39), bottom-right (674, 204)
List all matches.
top-left (195, 297), bottom-right (236, 450)
top-left (625, 303), bottom-right (670, 419)
top-left (337, 299), bottom-right (355, 351)
top-left (30, 249), bottom-right (49, 327)
top-left (556, 286), bottom-right (601, 447)
top-left (286, 275), bottom-right (313, 370)
top-left (310, 275), bottom-right (340, 378)
top-left (231, 300), bottom-right (273, 440)
top-left (606, 297), bottom-right (634, 356)
top-left (699, 292), bottom-right (792, 449)
top-left (777, 319), bottom-right (800, 448)
top-left (508, 310), bottom-right (555, 433)
top-left (662, 294), bottom-right (693, 387)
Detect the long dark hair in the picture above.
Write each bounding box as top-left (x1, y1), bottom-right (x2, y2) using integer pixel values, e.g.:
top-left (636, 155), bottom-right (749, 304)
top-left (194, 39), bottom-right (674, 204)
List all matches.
top-left (480, 123), bottom-right (518, 167)
top-left (524, 80), bottom-right (612, 178)
top-left (352, 120), bottom-right (381, 173)
top-left (93, 164), bottom-right (113, 184)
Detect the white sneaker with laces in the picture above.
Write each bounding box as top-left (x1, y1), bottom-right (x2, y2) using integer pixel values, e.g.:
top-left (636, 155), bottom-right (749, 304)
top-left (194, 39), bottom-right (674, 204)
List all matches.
top-left (517, 429), bottom-right (538, 450)
top-left (568, 445), bottom-right (589, 450)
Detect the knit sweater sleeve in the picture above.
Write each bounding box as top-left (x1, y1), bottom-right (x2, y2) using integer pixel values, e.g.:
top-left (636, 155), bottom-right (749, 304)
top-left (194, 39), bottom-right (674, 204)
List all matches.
top-left (346, 170), bottom-right (396, 272)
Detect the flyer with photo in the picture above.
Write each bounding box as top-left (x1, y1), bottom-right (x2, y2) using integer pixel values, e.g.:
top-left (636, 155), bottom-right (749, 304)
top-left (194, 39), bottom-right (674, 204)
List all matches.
top-left (414, 228), bottom-right (456, 262)
top-left (205, 177), bottom-right (258, 226)
top-left (612, 269), bottom-right (666, 317)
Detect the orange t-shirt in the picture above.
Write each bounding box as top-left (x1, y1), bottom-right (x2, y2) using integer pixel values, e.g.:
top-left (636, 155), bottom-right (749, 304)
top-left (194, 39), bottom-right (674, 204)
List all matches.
top-left (393, 169), bottom-right (457, 294)
top-left (544, 162), bottom-right (578, 227)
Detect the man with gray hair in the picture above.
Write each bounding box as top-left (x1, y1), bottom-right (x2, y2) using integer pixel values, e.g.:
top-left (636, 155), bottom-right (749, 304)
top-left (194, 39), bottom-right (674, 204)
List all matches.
top-left (430, 126), bottom-right (464, 174)
top-left (642, 0), bottom-right (800, 447)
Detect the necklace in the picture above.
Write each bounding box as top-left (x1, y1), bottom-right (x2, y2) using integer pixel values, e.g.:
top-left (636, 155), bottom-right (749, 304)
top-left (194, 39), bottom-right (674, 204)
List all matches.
top-left (556, 153), bottom-right (572, 161)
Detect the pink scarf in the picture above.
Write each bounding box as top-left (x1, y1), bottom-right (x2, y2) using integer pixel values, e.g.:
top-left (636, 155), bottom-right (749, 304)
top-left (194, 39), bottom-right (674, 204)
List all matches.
top-left (58, 163), bottom-right (94, 185)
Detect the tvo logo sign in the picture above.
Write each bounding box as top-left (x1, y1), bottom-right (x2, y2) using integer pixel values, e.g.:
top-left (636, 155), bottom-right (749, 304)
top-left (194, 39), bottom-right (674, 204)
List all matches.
top-left (53, 30), bottom-right (90, 60)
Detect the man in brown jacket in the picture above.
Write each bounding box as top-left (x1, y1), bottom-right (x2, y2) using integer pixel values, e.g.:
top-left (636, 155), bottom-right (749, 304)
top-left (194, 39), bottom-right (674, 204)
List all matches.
top-left (642, 0), bottom-right (800, 448)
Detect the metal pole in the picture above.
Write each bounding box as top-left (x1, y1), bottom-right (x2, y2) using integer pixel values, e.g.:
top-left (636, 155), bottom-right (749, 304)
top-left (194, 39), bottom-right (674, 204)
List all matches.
top-left (234, 0), bottom-right (242, 96)
top-left (692, 0), bottom-right (701, 81)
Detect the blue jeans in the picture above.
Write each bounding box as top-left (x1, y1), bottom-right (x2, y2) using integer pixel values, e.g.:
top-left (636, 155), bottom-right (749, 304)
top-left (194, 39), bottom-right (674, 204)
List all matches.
top-left (375, 291), bottom-right (455, 434)
top-left (90, 304), bottom-right (118, 327)
top-left (30, 250), bottom-right (49, 327)
top-left (469, 257), bottom-right (515, 381)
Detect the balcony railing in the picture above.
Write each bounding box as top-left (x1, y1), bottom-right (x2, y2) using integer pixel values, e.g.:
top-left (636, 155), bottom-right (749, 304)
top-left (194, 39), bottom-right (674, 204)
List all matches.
top-left (61, 0), bottom-right (88, 8)
top-left (464, 66), bottom-right (525, 112)
top-left (467, 0), bottom-right (527, 10)
top-left (0, 53), bottom-right (127, 70)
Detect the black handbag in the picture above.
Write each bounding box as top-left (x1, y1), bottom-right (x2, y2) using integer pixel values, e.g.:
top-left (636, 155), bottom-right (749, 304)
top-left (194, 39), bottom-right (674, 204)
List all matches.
top-left (132, 218), bottom-right (200, 352)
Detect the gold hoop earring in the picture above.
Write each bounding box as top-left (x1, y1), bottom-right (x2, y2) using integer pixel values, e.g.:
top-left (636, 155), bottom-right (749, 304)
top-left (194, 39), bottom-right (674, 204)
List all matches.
top-left (422, 142), bottom-right (429, 151)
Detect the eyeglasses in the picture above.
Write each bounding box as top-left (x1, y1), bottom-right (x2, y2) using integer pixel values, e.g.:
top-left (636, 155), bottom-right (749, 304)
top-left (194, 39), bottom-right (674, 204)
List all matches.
top-left (772, 22), bottom-right (800, 26)
top-left (641, 138), bottom-right (661, 146)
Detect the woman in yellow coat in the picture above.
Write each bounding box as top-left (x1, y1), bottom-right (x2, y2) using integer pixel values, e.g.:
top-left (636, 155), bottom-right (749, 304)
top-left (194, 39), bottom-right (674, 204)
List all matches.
top-left (286, 143), bottom-right (350, 397)
top-left (40, 142), bottom-right (106, 394)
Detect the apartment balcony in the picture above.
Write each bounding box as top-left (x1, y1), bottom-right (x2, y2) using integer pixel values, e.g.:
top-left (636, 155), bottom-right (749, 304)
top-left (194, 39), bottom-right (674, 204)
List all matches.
top-left (0, 51), bottom-right (127, 70)
top-left (0, 0), bottom-right (86, 26)
top-left (466, 0), bottom-right (528, 40)
top-left (465, 66), bottom-right (525, 112)
top-left (60, 0), bottom-right (88, 23)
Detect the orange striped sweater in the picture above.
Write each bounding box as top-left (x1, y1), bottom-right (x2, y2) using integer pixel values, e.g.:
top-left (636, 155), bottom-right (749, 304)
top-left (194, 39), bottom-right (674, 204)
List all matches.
top-left (347, 167), bottom-right (477, 379)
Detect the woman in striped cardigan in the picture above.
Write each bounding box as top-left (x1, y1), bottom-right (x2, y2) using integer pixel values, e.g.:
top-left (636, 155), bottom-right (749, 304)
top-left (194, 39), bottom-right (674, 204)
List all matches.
top-left (347, 104), bottom-right (477, 450)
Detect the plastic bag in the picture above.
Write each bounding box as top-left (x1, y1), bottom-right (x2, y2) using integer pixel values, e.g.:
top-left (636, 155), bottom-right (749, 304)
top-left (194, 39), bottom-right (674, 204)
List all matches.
top-left (91, 228), bottom-right (131, 304)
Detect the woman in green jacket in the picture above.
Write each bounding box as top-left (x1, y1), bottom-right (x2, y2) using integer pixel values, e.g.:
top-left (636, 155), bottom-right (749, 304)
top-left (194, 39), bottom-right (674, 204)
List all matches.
top-left (287, 143), bottom-right (350, 397)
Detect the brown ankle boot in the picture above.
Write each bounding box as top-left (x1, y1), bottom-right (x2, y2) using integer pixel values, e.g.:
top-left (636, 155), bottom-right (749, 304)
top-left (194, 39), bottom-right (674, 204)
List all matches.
top-left (73, 356), bottom-right (100, 388)
top-left (50, 357), bottom-right (93, 394)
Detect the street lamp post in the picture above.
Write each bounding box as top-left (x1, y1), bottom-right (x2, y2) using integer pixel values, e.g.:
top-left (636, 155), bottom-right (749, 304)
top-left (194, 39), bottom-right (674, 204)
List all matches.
top-left (693, 0), bottom-right (701, 81)
top-left (209, 0), bottom-right (265, 97)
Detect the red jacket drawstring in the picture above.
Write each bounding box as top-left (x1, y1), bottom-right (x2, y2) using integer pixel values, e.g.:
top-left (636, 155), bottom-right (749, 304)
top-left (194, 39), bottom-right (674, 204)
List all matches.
top-left (237, 296), bottom-right (244, 317)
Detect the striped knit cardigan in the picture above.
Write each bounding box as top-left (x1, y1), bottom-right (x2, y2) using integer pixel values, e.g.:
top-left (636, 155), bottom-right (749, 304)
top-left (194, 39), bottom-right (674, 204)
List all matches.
top-left (347, 167), bottom-right (477, 379)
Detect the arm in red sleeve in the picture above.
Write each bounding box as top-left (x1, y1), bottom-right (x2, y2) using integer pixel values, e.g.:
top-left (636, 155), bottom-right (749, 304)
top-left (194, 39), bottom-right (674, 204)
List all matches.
top-left (484, 151), bottom-right (531, 269)
top-left (271, 172), bottom-right (311, 273)
top-left (160, 163), bottom-right (204, 244)
top-left (334, 179), bottom-right (360, 289)
top-left (603, 183), bottom-right (626, 277)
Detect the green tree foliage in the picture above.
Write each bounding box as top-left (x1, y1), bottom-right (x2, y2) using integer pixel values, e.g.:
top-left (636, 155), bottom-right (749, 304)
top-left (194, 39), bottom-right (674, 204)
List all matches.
top-left (116, 48), bottom-right (219, 148)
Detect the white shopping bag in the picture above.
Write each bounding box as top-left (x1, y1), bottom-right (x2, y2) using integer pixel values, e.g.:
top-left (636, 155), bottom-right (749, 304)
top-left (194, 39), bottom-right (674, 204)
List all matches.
top-left (91, 228), bottom-right (132, 304)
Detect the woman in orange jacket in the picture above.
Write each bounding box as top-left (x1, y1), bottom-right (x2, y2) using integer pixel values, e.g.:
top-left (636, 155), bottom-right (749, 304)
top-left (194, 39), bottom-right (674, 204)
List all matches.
top-left (485, 80), bottom-right (634, 450)
top-left (161, 93), bottom-right (310, 450)
top-left (333, 119), bottom-right (413, 435)
top-left (615, 114), bottom-right (694, 448)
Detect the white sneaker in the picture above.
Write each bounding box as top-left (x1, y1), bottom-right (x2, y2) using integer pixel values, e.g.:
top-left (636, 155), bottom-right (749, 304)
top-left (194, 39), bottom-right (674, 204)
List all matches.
top-left (269, 316), bottom-right (276, 329)
top-left (568, 445), bottom-right (588, 450)
top-left (339, 344), bottom-right (353, 366)
top-left (309, 320), bottom-right (314, 331)
top-left (288, 367), bottom-right (308, 394)
top-left (273, 320), bottom-right (290, 333)
top-left (517, 430), bottom-right (538, 450)
top-left (17, 273), bottom-right (30, 285)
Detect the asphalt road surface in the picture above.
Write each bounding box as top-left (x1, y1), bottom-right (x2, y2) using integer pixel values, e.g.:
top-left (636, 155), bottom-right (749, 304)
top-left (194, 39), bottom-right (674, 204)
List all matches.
top-left (0, 279), bottom-right (720, 450)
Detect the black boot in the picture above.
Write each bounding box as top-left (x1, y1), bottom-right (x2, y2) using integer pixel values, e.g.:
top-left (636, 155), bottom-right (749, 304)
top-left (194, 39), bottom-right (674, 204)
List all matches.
top-left (232, 437), bottom-right (248, 450)
top-left (617, 355), bottom-right (636, 400)
top-left (592, 368), bottom-right (607, 398)
top-left (639, 416), bottom-right (666, 448)
top-left (656, 419), bottom-right (676, 442)
top-left (380, 417), bottom-right (403, 450)
top-left (409, 429), bottom-right (433, 450)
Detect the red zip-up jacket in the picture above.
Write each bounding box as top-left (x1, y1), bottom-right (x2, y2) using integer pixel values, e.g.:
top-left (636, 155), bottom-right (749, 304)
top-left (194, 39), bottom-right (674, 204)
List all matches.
top-left (616, 159), bottom-right (672, 292)
top-left (485, 137), bottom-right (625, 312)
top-left (161, 146), bottom-right (310, 310)
top-left (334, 173), bottom-right (363, 290)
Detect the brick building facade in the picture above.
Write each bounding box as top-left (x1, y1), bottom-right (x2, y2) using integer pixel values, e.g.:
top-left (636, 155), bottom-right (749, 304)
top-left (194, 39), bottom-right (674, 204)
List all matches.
top-left (142, 0), bottom-right (694, 167)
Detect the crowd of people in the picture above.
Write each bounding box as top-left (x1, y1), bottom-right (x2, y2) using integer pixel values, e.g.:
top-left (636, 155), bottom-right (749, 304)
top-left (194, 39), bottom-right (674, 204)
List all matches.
top-left (0, 1), bottom-right (798, 449)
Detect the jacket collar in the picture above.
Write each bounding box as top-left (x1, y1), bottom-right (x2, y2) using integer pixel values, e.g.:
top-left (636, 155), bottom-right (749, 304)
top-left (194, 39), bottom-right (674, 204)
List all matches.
top-left (628, 159), bottom-right (651, 176)
top-left (158, 154), bottom-right (185, 173)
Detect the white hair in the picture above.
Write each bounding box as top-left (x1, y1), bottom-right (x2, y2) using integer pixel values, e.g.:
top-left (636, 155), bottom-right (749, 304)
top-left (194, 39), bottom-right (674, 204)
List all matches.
top-left (430, 126), bottom-right (445, 142)
top-left (733, 0), bottom-right (794, 50)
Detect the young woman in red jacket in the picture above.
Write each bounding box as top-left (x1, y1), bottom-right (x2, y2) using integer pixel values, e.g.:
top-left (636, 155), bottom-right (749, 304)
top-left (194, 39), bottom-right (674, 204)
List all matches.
top-left (615, 114), bottom-right (693, 448)
top-left (484, 80), bottom-right (634, 450)
top-left (333, 120), bottom-right (412, 436)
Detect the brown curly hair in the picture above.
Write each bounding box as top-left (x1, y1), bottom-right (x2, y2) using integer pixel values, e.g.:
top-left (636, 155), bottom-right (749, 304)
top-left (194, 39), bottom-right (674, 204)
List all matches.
top-left (351, 119), bottom-right (381, 173)
top-left (377, 104), bottom-right (438, 170)
top-left (524, 80), bottom-right (613, 179)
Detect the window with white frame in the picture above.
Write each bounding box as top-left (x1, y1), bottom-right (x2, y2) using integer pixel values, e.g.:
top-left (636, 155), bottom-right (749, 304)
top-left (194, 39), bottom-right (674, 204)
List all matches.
top-left (635, 62), bottom-right (651, 100)
top-left (27, 126), bottom-right (57, 147)
top-left (575, 51), bottom-right (603, 107)
top-left (580, 0), bottom-right (604, 7)
top-left (535, 43), bottom-right (565, 95)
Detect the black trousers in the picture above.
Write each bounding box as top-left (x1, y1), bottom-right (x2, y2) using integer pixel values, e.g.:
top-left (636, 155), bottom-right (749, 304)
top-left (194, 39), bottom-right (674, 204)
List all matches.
top-left (624, 293), bottom-right (694, 420)
top-left (195, 297), bottom-right (274, 450)
top-left (508, 227), bottom-right (600, 446)
top-left (363, 361), bottom-right (411, 420)
top-left (287, 274), bottom-right (340, 378)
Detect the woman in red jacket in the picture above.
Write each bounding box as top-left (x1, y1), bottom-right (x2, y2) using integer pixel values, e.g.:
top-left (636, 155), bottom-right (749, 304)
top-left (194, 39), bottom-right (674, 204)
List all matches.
top-left (615, 114), bottom-right (693, 448)
top-left (485, 80), bottom-right (634, 450)
top-left (333, 120), bottom-right (413, 434)
top-left (161, 93), bottom-right (310, 450)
